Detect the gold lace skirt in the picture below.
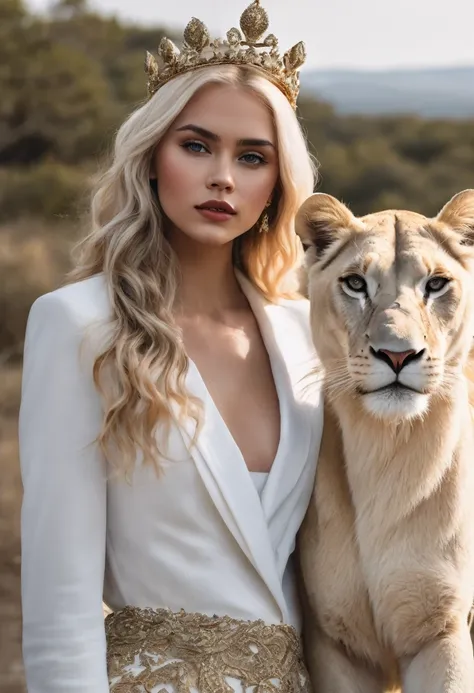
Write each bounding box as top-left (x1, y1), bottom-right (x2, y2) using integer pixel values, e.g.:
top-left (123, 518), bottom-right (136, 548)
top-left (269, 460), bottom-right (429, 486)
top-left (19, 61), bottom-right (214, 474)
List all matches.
top-left (105, 606), bottom-right (312, 692)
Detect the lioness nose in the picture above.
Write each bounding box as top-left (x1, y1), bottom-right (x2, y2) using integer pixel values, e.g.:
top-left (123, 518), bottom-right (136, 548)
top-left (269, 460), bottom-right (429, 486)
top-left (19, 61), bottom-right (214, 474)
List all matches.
top-left (372, 348), bottom-right (423, 373)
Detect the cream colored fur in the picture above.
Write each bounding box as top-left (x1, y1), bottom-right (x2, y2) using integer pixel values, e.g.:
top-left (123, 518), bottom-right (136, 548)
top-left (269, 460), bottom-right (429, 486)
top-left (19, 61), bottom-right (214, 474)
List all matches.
top-left (296, 190), bottom-right (474, 693)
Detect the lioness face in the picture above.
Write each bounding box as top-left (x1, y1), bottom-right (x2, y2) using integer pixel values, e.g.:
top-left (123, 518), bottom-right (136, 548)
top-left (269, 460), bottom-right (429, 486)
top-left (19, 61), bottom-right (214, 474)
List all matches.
top-left (296, 190), bottom-right (474, 420)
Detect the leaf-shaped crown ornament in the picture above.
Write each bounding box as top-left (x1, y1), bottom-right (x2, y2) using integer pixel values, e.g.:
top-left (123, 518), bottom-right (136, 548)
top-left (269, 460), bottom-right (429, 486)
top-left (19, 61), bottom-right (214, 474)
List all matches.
top-left (144, 0), bottom-right (306, 109)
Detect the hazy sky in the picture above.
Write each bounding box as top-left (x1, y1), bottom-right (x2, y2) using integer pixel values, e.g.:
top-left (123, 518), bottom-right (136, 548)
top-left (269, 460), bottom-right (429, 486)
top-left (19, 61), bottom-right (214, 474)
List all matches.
top-left (27, 0), bottom-right (474, 71)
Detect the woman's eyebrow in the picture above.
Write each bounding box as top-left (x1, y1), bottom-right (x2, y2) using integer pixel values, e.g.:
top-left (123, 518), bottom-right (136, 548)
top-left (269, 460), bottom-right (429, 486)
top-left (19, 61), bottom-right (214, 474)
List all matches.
top-left (176, 124), bottom-right (219, 140)
top-left (238, 137), bottom-right (275, 149)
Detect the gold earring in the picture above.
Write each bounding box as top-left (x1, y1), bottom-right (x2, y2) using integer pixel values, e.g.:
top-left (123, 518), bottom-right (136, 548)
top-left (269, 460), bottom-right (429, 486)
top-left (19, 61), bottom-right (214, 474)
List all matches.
top-left (258, 197), bottom-right (272, 234)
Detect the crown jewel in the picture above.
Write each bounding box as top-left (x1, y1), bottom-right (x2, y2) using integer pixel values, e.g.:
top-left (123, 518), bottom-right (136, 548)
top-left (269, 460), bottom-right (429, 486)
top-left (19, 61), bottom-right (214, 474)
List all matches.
top-left (144, 1), bottom-right (306, 109)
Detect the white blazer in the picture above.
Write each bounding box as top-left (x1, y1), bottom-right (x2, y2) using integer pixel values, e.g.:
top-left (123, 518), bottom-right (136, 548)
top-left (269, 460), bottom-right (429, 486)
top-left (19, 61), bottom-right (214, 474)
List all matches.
top-left (19, 270), bottom-right (323, 693)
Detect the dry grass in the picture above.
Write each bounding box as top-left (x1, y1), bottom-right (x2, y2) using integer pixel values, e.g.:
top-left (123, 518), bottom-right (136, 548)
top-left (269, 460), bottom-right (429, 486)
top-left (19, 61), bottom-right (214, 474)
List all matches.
top-left (0, 369), bottom-right (25, 692)
top-left (0, 218), bottom-right (79, 361)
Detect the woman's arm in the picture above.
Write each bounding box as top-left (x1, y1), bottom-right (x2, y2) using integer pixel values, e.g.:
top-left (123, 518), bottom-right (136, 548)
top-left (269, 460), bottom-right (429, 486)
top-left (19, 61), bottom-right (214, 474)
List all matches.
top-left (19, 292), bottom-right (109, 692)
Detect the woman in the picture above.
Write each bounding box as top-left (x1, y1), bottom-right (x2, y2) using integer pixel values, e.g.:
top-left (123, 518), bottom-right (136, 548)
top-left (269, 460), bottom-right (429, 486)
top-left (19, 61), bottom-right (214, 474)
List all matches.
top-left (19, 2), bottom-right (323, 691)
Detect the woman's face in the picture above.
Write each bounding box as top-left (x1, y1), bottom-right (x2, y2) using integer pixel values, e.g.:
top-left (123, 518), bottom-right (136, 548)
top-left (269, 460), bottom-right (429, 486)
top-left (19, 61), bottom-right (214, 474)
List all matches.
top-left (152, 83), bottom-right (279, 247)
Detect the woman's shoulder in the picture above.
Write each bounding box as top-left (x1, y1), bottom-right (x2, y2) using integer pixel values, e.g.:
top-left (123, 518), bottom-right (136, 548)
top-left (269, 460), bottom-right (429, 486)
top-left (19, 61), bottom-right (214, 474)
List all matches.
top-left (30, 273), bottom-right (112, 328)
top-left (274, 295), bottom-right (320, 395)
top-left (23, 273), bottom-right (113, 372)
top-left (270, 293), bottom-right (316, 358)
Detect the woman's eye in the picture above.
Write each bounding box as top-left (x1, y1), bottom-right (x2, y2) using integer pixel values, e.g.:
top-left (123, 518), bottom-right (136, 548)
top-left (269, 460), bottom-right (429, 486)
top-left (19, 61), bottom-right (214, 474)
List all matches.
top-left (240, 152), bottom-right (266, 165)
top-left (342, 274), bottom-right (367, 293)
top-left (183, 141), bottom-right (208, 154)
top-left (426, 276), bottom-right (450, 294)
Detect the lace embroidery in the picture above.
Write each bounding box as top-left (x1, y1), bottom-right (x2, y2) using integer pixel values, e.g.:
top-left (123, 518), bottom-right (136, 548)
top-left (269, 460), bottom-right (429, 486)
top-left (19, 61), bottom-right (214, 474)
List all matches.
top-left (105, 606), bottom-right (311, 692)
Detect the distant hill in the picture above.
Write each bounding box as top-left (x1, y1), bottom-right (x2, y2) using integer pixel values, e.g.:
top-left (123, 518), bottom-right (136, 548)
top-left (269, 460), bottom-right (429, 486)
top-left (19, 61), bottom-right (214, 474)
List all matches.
top-left (300, 66), bottom-right (474, 118)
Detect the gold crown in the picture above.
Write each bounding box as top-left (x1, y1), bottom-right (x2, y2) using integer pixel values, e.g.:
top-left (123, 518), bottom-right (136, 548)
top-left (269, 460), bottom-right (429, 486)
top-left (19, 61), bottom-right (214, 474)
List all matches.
top-left (144, 1), bottom-right (306, 109)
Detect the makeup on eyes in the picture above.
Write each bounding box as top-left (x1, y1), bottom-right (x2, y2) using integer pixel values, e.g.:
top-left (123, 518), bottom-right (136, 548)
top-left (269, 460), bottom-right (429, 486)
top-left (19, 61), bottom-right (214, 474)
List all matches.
top-left (181, 140), bottom-right (268, 166)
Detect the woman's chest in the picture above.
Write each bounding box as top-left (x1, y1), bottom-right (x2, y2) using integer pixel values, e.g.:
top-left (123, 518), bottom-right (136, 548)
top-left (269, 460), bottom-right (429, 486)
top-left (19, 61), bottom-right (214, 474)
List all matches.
top-left (181, 319), bottom-right (281, 473)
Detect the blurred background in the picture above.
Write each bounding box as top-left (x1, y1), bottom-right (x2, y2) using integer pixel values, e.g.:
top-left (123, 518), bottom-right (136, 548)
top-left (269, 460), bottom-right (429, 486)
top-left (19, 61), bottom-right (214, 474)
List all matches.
top-left (1, 0), bottom-right (473, 689)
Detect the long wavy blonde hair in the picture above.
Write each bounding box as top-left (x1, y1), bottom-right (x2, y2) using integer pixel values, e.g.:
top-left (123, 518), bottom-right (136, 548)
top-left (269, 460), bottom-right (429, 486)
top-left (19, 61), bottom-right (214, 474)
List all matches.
top-left (67, 64), bottom-right (317, 477)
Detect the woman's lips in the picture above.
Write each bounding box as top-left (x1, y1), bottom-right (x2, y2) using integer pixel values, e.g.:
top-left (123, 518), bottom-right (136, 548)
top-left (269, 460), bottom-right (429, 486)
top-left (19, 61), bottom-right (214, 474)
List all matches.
top-left (195, 200), bottom-right (237, 223)
top-left (195, 208), bottom-right (235, 222)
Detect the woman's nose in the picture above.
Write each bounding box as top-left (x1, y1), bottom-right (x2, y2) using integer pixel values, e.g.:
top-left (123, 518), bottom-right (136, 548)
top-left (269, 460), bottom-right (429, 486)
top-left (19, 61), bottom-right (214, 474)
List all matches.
top-left (206, 158), bottom-right (235, 192)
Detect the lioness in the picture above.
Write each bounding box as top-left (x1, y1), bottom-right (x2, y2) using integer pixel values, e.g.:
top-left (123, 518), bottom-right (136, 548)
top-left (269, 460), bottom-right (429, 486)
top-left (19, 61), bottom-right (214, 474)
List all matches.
top-left (296, 190), bottom-right (474, 693)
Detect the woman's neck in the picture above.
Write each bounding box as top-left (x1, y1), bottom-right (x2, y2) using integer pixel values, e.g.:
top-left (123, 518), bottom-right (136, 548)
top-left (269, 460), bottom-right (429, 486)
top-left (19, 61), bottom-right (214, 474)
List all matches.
top-left (170, 233), bottom-right (247, 318)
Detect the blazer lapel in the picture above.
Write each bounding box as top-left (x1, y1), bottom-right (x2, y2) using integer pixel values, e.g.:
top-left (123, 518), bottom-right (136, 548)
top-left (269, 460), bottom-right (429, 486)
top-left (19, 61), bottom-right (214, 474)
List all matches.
top-left (175, 362), bottom-right (288, 621)
top-left (237, 273), bottom-right (322, 577)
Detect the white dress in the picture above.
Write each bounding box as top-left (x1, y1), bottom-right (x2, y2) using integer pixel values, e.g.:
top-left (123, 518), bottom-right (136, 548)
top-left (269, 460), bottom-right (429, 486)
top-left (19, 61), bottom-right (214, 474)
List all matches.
top-left (19, 270), bottom-right (324, 692)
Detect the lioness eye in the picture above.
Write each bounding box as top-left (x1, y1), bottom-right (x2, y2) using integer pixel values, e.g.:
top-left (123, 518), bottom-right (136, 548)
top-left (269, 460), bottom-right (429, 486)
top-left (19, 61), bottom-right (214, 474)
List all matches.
top-left (426, 276), bottom-right (449, 293)
top-left (343, 274), bottom-right (367, 293)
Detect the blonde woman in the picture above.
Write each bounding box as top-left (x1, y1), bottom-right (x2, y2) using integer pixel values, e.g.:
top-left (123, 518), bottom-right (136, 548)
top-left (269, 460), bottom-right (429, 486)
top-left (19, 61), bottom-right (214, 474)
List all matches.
top-left (19, 2), bottom-right (323, 691)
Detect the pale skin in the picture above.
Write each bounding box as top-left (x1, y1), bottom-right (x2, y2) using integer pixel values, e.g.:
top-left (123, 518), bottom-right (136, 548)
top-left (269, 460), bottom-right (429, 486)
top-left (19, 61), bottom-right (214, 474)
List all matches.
top-left (151, 83), bottom-right (281, 473)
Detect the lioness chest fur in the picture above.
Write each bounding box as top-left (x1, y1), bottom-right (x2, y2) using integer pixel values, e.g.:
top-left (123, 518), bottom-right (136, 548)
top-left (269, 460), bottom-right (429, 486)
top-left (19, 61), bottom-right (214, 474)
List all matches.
top-left (296, 190), bottom-right (474, 693)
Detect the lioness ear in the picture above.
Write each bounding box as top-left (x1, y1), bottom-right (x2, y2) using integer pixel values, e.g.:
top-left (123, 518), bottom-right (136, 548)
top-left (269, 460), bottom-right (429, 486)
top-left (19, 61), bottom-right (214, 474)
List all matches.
top-left (437, 189), bottom-right (474, 245)
top-left (295, 193), bottom-right (359, 258)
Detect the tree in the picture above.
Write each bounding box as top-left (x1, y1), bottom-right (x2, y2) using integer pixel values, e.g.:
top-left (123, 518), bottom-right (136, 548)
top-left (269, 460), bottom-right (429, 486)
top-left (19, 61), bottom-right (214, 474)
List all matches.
top-left (0, 4), bottom-right (117, 164)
